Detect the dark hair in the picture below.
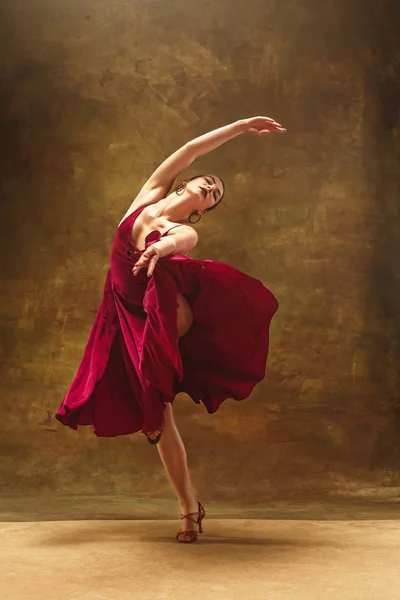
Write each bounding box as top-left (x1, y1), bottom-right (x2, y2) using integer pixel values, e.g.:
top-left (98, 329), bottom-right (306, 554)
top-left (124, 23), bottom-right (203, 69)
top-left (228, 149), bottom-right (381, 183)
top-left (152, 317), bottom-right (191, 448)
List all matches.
top-left (176, 174), bottom-right (225, 212)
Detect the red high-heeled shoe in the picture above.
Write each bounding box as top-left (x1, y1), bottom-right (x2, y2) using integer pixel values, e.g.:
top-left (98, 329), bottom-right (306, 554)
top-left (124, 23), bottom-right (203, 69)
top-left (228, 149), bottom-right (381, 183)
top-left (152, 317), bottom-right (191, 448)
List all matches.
top-left (144, 428), bottom-right (163, 445)
top-left (176, 501), bottom-right (206, 543)
top-left (143, 417), bottom-right (165, 445)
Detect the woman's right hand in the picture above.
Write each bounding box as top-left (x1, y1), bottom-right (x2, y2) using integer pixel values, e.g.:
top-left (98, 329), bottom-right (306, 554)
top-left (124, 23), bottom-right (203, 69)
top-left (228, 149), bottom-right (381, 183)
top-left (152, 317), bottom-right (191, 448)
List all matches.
top-left (242, 116), bottom-right (286, 136)
top-left (132, 246), bottom-right (161, 278)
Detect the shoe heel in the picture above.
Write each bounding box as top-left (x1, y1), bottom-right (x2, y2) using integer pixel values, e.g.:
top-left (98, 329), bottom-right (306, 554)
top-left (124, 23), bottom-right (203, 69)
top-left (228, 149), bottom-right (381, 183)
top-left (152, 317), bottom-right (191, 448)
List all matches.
top-left (198, 501), bottom-right (205, 534)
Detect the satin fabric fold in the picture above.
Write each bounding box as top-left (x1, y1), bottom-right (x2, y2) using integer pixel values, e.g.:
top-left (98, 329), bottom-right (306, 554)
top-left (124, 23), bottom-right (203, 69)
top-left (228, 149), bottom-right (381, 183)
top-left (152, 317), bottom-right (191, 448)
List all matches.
top-left (56, 206), bottom-right (278, 437)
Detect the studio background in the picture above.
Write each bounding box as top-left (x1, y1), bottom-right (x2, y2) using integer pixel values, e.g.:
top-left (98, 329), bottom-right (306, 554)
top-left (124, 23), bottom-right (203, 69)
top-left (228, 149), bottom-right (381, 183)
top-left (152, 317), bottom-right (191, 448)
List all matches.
top-left (0, 0), bottom-right (399, 511)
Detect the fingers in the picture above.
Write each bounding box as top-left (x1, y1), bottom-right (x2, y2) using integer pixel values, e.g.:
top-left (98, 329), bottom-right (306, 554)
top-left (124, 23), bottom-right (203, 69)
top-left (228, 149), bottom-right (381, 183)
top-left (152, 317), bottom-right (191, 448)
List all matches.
top-left (267, 120), bottom-right (286, 132)
top-left (146, 255), bottom-right (158, 277)
top-left (248, 117), bottom-right (287, 134)
top-left (133, 260), bottom-right (146, 276)
top-left (258, 117), bottom-right (278, 124)
top-left (250, 127), bottom-right (286, 136)
top-left (265, 116), bottom-right (283, 126)
top-left (132, 252), bottom-right (158, 277)
top-left (255, 116), bottom-right (282, 126)
top-left (132, 257), bottom-right (146, 276)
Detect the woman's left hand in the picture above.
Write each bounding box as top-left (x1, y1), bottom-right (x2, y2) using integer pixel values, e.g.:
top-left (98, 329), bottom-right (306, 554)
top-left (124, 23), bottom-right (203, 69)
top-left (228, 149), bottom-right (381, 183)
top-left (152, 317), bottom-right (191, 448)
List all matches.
top-left (132, 246), bottom-right (161, 277)
top-left (243, 116), bottom-right (286, 136)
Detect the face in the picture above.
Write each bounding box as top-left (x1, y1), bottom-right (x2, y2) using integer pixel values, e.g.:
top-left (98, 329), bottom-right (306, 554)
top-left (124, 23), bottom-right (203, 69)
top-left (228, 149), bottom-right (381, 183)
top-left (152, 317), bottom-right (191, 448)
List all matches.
top-left (185, 175), bottom-right (224, 212)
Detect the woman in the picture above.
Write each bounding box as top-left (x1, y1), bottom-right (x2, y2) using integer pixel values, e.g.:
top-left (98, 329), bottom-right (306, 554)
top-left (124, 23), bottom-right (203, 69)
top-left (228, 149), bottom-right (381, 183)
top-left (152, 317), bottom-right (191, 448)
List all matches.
top-left (56, 115), bottom-right (286, 543)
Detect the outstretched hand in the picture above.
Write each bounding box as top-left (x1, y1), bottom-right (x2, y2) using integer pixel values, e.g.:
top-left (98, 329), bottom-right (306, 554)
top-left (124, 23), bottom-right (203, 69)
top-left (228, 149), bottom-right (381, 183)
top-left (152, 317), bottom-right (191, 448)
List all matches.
top-left (132, 246), bottom-right (161, 278)
top-left (243, 116), bottom-right (286, 136)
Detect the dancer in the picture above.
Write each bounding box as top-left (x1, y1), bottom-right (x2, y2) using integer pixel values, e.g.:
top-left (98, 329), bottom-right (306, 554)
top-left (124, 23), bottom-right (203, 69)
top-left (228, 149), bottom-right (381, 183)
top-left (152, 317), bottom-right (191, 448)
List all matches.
top-left (56, 116), bottom-right (285, 542)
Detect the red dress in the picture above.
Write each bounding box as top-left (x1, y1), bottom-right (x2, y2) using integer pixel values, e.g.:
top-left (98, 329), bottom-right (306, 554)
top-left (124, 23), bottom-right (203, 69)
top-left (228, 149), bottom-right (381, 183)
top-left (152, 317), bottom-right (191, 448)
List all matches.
top-left (55, 205), bottom-right (279, 436)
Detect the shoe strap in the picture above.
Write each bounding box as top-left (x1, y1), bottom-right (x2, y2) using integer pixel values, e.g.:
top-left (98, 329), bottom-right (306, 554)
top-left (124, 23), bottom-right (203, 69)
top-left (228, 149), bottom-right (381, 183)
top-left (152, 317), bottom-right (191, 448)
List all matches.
top-left (180, 512), bottom-right (199, 524)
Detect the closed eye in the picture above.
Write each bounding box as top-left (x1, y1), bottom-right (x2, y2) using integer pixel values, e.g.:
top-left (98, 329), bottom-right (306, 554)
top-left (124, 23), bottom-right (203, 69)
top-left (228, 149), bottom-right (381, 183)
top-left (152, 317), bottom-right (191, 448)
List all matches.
top-left (205, 177), bottom-right (220, 202)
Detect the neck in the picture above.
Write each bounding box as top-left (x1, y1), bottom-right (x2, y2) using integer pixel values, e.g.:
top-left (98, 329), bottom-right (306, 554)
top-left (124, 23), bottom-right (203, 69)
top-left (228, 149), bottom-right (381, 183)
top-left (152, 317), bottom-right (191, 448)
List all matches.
top-left (151, 194), bottom-right (193, 223)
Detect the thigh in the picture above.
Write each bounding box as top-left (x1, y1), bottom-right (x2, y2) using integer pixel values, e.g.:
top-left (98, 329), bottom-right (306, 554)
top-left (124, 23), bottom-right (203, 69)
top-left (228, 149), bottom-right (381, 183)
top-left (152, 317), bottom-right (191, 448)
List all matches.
top-left (176, 292), bottom-right (193, 337)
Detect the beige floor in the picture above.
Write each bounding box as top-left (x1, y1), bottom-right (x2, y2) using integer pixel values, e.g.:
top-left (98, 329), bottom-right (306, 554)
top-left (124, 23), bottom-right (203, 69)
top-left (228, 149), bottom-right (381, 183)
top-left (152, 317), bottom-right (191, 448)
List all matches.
top-left (1, 514), bottom-right (399, 600)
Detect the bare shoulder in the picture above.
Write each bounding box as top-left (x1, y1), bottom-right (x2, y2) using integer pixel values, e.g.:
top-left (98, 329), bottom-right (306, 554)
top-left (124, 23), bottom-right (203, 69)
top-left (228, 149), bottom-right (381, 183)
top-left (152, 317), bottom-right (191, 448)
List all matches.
top-left (117, 183), bottom-right (168, 227)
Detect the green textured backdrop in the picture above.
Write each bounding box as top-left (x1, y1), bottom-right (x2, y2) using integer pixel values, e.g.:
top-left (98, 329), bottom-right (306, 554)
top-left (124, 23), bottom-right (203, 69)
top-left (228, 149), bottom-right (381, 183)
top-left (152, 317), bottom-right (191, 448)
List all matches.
top-left (0, 0), bottom-right (399, 501)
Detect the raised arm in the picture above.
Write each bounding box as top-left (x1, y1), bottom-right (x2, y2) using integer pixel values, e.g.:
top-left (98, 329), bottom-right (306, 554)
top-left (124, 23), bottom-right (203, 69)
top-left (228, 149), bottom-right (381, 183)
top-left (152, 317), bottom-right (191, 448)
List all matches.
top-left (131, 116), bottom-right (286, 276)
top-left (145, 120), bottom-right (245, 190)
top-left (133, 116), bottom-right (286, 204)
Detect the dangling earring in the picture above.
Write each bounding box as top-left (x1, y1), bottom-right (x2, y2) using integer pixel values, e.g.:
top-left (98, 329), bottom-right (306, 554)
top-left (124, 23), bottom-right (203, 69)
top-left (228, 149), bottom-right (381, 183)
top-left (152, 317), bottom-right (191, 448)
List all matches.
top-left (176, 182), bottom-right (186, 195)
top-left (189, 212), bottom-right (202, 224)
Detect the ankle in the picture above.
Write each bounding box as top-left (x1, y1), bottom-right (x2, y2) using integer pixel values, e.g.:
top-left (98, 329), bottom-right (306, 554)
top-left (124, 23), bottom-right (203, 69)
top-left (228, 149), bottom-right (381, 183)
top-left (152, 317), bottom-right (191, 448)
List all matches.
top-left (179, 497), bottom-right (198, 511)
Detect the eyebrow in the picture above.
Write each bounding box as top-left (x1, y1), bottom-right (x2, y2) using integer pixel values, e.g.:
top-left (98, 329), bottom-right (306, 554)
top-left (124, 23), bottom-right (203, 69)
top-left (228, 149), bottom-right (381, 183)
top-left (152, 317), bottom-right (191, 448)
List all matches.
top-left (206, 176), bottom-right (221, 200)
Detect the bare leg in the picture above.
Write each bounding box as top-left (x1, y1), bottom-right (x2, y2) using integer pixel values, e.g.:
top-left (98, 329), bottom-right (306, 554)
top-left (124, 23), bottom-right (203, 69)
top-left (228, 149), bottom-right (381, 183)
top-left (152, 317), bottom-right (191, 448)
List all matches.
top-left (157, 403), bottom-right (199, 532)
top-left (156, 293), bottom-right (198, 533)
